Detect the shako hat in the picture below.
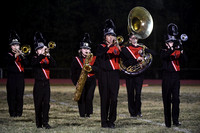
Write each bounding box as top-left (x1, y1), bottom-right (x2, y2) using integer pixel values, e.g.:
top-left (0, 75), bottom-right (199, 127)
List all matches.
top-left (103, 19), bottom-right (116, 36)
top-left (80, 33), bottom-right (91, 49)
top-left (9, 30), bottom-right (21, 45)
top-left (167, 23), bottom-right (178, 36)
top-left (34, 32), bottom-right (46, 51)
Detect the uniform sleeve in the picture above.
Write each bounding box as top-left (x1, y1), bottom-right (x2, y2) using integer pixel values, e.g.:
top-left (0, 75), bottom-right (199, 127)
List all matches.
top-left (120, 47), bottom-right (138, 66)
top-left (96, 44), bottom-right (109, 57)
top-left (6, 53), bottom-right (16, 66)
top-left (160, 49), bottom-right (174, 60)
top-left (48, 56), bottom-right (56, 67)
top-left (70, 58), bottom-right (81, 86)
top-left (31, 55), bottom-right (45, 67)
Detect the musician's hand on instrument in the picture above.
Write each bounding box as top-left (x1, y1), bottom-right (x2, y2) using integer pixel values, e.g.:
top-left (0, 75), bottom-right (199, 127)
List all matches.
top-left (137, 57), bottom-right (144, 62)
top-left (14, 49), bottom-right (22, 58)
top-left (46, 53), bottom-right (50, 57)
top-left (138, 49), bottom-right (143, 54)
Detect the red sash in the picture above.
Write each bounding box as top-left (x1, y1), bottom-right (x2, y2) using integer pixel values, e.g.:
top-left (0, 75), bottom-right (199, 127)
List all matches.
top-left (75, 56), bottom-right (96, 77)
top-left (9, 53), bottom-right (24, 72)
top-left (170, 50), bottom-right (181, 71)
top-left (40, 57), bottom-right (50, 79)
top-left (126, 46), bottom-right (143, 59)
top-left (15, 56), bottom-right (24, 72)
top-left (101, 44), bottom-right (120, 70)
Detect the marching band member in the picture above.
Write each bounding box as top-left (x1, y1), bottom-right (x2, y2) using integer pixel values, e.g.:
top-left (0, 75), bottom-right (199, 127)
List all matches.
top-left (161, 23), bottom-right (184, 128)
top-left (120, 33), bottom-right (145, 118)
top-left (31, 32), bottom-right (56, 129)
top-left (96, 19), bottom-right (120, 128)
top-left (6, 30), bottom-right (28, 117)
top-left (71, 33), bottom-right (97, 118)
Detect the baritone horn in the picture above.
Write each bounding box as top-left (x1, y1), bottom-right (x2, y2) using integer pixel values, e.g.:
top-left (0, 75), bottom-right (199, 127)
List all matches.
top-left (120, 6), bottom-right (153, 75)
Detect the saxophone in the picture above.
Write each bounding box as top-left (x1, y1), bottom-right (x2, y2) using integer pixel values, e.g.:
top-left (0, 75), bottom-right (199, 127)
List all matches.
top-left (73, 53), bottom-right (93, 101)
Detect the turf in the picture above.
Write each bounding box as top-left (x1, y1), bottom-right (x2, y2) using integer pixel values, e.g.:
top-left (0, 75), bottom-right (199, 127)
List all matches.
top-left (0, 85), bottom-right (199, 133)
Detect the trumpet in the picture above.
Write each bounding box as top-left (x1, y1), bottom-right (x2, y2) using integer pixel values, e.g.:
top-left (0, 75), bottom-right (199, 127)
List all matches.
top-left (13, 45), bottom-right (31, 58)
top-left (21, 45), bottom-right (31, 56)
top-left (44, 41), bottom-right (56, 56)
top-left (180, 34), bottom-right (188, 42)
top-left (116, 36), bottom-right (124, 44)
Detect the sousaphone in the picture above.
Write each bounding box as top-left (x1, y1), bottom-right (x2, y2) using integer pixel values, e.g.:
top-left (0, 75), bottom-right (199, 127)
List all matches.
top-left (120, 6), bottom-right (153, 75)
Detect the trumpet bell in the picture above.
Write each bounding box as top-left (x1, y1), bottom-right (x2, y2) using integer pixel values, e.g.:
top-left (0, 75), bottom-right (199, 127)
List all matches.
top-left (48, 41), bottom-right (56, 49)
top-left (21, 45), bottom-right (31, 55)
top-left (128, 6), bottom-right (153, 39)
top-left (117, 36), bottom-right (124, 44)
top-left (180, 34), bottom-right (188, 41)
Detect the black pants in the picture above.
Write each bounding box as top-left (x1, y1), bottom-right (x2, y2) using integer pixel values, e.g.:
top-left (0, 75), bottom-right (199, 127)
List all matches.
top-left (33, 80), bottom-right (50, 126)
top-left (78, 76), bottom-right (96, 117)
top-left (98, 70), bottom-right (119, 126)
top-left (6, 73), bottom-right (24, 117)
top-left (162, 71), bottom-right (180, 127)
top-left (126, 74), bottom-right (143, 116)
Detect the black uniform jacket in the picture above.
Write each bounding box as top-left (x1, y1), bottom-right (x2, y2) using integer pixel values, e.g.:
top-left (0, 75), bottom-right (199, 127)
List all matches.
top-left (160, 48), bottom-right (185, 72)
top-left (6, 51), bottom-right (28, 74)
top-left (70, 56), bottom-right (97, 86)
top-left (96, 43), bottom-right (120, 71)
top-left (31, 54), bottom-right (56, 80)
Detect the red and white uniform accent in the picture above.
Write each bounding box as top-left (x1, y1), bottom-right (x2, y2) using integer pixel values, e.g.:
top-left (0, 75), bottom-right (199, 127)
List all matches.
top-left (40, 57), bottom-right (50, 79)
top-left (75, 56), bottom-right (96, 77)
top-left (170, 50), bottom-right (181, 71)
top-left (126, 45), bottom-right (143, 60)
top-left (9, 52), bottom-right (24, 72)
top-left (101, 44), bottom-right (120, 70)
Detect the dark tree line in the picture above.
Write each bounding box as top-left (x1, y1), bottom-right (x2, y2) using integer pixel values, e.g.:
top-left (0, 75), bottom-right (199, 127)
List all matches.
top-left (1, 0), bottom-right (199, 70)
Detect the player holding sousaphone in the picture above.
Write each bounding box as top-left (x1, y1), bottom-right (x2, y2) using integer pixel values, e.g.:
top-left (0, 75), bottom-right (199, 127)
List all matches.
top-left (120, 7), bottom-right (154, 118)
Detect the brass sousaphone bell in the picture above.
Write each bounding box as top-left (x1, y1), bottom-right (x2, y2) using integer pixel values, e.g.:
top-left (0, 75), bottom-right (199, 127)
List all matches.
top-left (128, 6), bottom-right (153, 39)
top-left (120, 6), bottom-right (154, 75)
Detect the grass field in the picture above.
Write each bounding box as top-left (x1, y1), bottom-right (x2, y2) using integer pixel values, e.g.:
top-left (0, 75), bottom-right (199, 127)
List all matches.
top-left (0, 84), bottom-right (200, 133)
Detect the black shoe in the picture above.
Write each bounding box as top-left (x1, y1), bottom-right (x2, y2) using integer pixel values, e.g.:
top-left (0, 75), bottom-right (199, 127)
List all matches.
top-left (108, 122), bottom-right (115, 129)
top-left (130, 115), bottom-right (137, 118)
top-left (165, 123), bottom-right (171, 128)
top-left (173, 122), bottom-right (181, 126)
top-left (16, 113), bottom-right (22, 117)
top-left (43, 124), bottom-right (51, 129)
top-left (137, 113), bottom-right (143, 117)
top-left (36, 125), bottom-right (42, 128)
top-left (101, 123), bottom-right (108, 128)
top-left (86, 114), bottom-right (90, 117)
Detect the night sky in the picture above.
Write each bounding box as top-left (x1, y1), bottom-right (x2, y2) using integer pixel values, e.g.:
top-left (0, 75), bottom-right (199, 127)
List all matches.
top-left (1, 0), bottom-right (199, 79)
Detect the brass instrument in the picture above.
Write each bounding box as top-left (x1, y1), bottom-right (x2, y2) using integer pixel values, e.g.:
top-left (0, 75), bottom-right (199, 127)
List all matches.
top-left (44, 41), bottom-right (56, 56)
top-left (180, 34), bottom-right (188, 42)
top-left (120, 6), bottom-right (153, 75)
top-left (21, 45), bottom-right (31, 56)
top-left (13, 45), bottom-right (31, 58)
top-left (73, 53), bottom-right (93, 101)
top-left (127, 6), bottom-right (153, 39)
top-left (116, 36), bottom-right (124, 44)
top-left (120, 44), bottom-right (153, 75)
top-left (48, 41), bottom-right (56, 49)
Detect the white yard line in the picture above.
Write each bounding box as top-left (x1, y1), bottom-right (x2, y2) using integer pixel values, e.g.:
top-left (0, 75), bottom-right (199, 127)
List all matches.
top-left (24, 94), bottom-right (191, 133)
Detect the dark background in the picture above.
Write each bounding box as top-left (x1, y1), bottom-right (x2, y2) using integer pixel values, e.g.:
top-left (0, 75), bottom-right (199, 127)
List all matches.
top-left (1, 0), bottom-right (199, 79)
